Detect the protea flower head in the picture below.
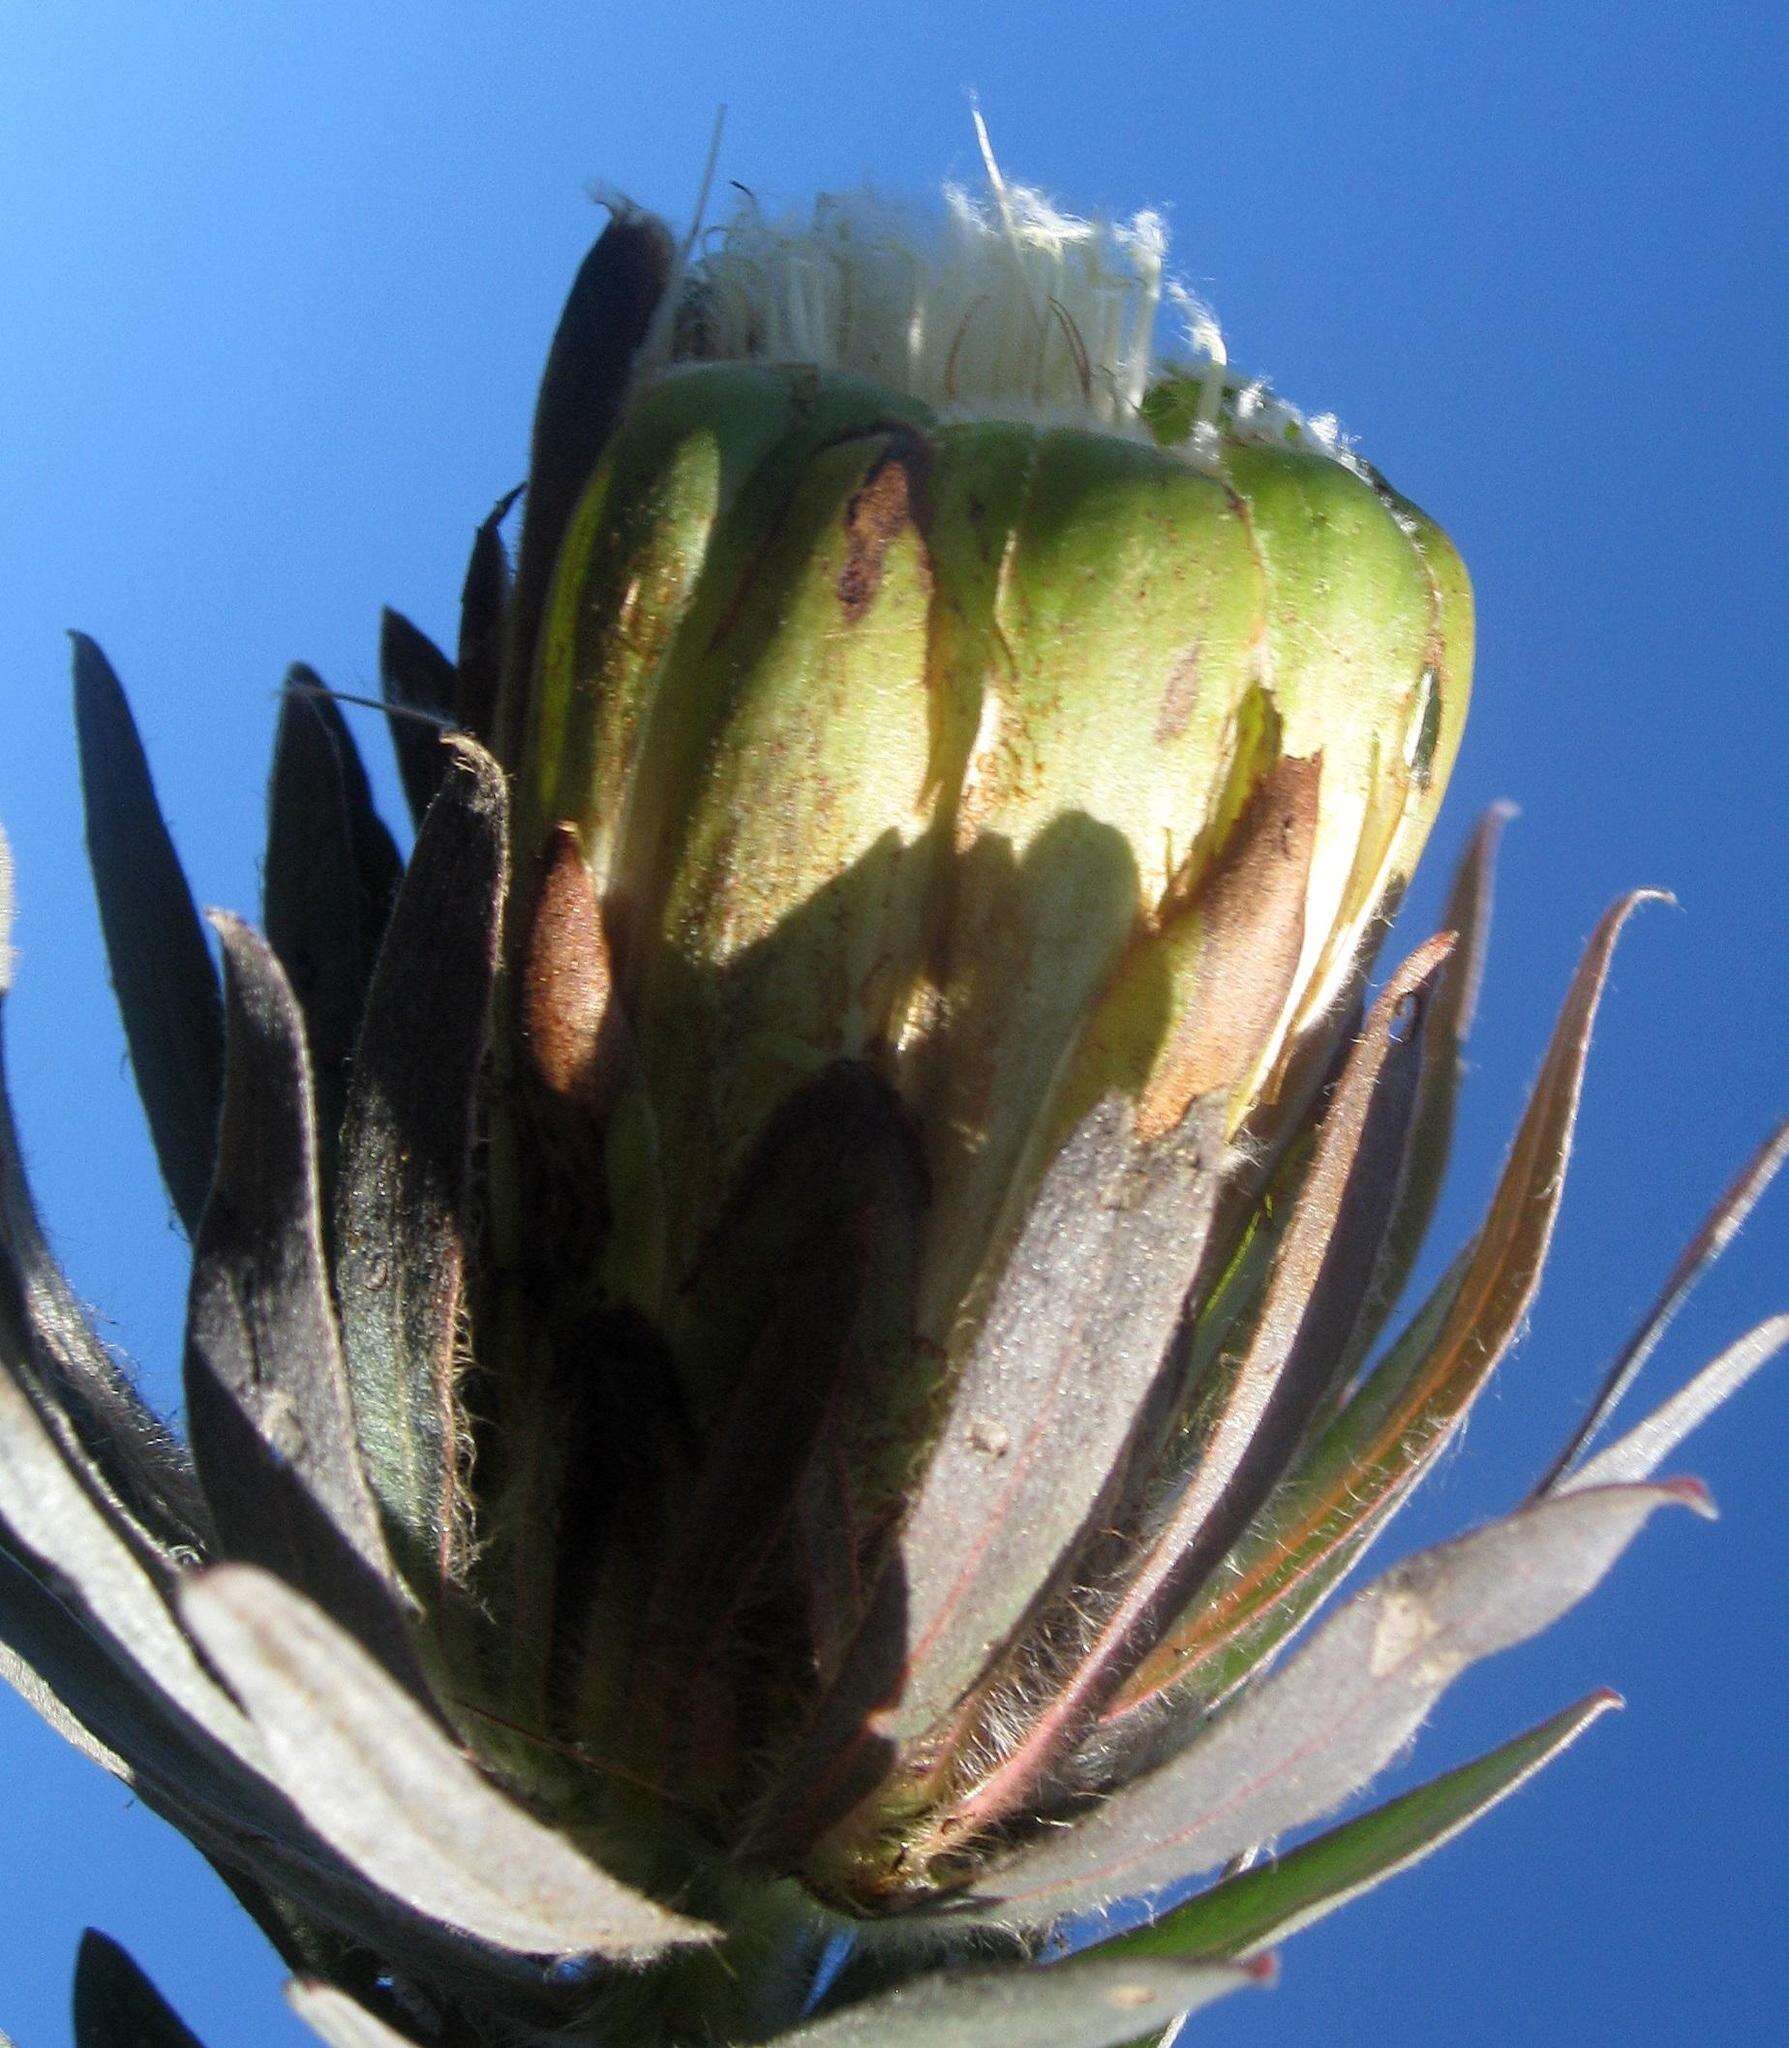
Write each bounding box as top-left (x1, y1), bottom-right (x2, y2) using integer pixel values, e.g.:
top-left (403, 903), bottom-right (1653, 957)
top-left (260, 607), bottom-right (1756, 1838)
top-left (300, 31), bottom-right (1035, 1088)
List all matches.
top-left (1, 145), bottom-right (1782, 2048)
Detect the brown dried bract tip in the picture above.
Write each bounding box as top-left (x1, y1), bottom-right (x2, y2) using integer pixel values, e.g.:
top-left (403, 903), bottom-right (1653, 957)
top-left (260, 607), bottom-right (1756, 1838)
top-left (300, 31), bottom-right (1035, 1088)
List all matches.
top-left (523, 825), bottom-right (613, 1104)
top-left (1138, 752), bottom-right (1321, 1138)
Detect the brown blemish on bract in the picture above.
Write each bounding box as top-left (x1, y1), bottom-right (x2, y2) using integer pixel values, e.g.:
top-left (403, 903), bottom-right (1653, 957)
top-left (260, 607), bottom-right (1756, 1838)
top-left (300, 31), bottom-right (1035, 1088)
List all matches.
top-left (838, 449), bottom-right (930, 624)
top-left (1154, 642), bottom-right (1203, 743)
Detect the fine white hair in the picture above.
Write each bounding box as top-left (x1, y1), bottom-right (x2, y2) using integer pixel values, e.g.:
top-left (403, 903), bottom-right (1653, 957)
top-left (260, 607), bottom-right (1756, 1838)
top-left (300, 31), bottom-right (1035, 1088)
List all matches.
top-left (659, 118), bottom-right (1352, 466)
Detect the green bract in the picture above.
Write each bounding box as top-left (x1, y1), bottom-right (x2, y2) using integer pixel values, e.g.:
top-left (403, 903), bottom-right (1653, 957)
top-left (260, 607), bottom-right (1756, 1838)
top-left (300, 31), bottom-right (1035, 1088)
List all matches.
top-left (516, 355), bottom-right (1471, 1416)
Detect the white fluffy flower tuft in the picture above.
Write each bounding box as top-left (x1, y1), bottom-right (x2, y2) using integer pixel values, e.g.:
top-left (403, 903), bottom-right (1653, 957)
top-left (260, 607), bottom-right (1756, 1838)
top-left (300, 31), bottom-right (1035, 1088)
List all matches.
top-left (655, 120), bottom-right (1354, 467)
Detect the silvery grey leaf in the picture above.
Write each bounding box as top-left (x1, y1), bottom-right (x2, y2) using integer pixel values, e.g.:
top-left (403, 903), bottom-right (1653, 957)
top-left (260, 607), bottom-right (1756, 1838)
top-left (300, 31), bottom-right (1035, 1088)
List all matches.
top-left (926, 943), bottom-right (1447, 1849)
top-left (288, 1982), bottom-right (425, 2048)
top-left (875, 1098), bottom-right (1225, 1744)
top-left (454, 486), bottom-right (521, 745)
top-left (0, 1350), bottom-right (254, 1760)
top-left (179, 1563), bottom-right (717, 1960)
top-left (1555, 1315), bottom-right (1789, 1495)
top-left (1086, 1690), bottom-right (1617, 1964)
top-left (1103, 891), bottom-right (1660, 1737)
top-left (0, 1536), bottom-right (343, 1883)
top-left (955, 1480), bottom-right (1703, 1929)
top-left (747, 1095), bottom-right (1205, 1852)
top-left (1327, 804), bottom-right (1511, 1389)
top-left (1537, 1117), bottom-right (1789, 1494)
top-left (186, 917), bottom-right (420, 1689)
top-left (0, 1541), bottom-right (138, 1779)
top-left (761, 1953), bottom-right (1271, 2048)
top-left (1103, 942), bottom-right (1448, 1675)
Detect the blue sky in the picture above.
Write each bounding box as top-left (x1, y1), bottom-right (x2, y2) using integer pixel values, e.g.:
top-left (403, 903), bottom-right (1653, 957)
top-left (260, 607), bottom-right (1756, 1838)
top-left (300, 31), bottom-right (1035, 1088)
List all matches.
top-left (1, 4), bottom-right (1784, 2044)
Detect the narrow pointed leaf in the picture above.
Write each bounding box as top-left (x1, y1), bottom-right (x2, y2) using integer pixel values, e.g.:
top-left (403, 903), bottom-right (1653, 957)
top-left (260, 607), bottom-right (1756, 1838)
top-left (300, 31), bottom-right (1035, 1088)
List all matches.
top-left (71, 634), bottom-right (223, 1234)
top-left (288, 1984), bottom-right (425, 2048)
top-left (379, 608), bottom-right (458, 825)
top-left (887, 1097), bottom-right (1226, 1738)
top-left (766, 1954), bottom-right (1272, 2048)
top-left (1557, 1314), bottom-right (1789, 1495)
top-left (264, 677), bottom-right (403, 1168)
top-left (335, 741), bottom-right (506, 1600)
top-left (496, 210), bottom-right (676, 766)
top-left (1538, 1116), bottom-right (1789, 1493)
top-left (1324, 802), bottom-right (1511, 1390)
top-left (1111, 942), bottom-right (1448, 1650)
top-left (938, 941), bottom-right (1448, 1846)
top-left (74, 1931), bottom-right (208, 2048)
top-left (186, 917), bottom-right (418, 1682)
top-left (1096, 1689), bottom-right (1618, 1964)
top-left (455, 486), bottom-right (521, 744)
top-left (1109, 893), bottom-right (1659, 1725)
top-left (956, 1479), bottom-right (1701, 1929)
top-left (180, 1563), bottom-right (717, 1959)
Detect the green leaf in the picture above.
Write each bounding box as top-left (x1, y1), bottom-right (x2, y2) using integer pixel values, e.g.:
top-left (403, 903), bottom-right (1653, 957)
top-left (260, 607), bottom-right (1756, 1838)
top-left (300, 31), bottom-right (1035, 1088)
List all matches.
top-left (762, 1954), bottom-right (1272, 2048)
top-left (495, 209), bottom-right (676, 767)
top-left (179, 1562), bottom-right (717, 1960)
top-left (185, 916), bottom-right (419, 1689)
top-left (333, 741), bottom-right (507, 1606)
top-left (74, 1931), bottom-right (209, 2048)
top-left (951, 1478), bottom-right (1703, 1931)
top-left (1093, 1690), bottom-right (1618, 1963)
top-left (378, 608), bottom-right (457, 827)
top-left (70, 634), bottom-right (223, 1236)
